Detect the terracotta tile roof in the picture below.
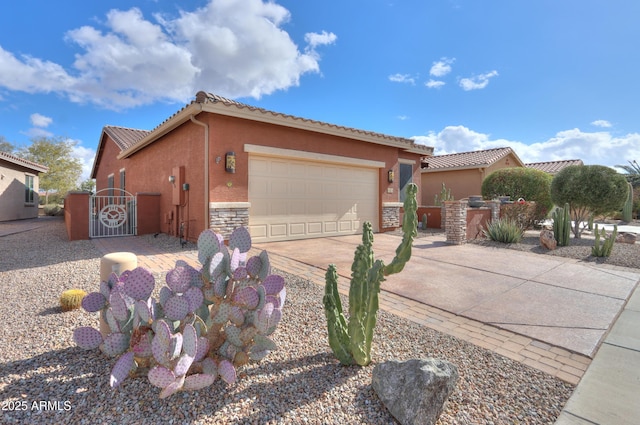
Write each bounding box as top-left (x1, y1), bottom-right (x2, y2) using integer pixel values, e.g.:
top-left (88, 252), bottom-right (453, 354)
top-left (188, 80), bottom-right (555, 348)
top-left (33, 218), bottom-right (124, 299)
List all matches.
top-left (421, 147), bottom-right (520, 171)
top-left (0, 151), bottom-right (48, 173)
top-left (103, 126), bottom-right (151, 151)
top-left (525, 159), bottom-right (583, 174)
top-left (193, 91), bottom-right (433, 155)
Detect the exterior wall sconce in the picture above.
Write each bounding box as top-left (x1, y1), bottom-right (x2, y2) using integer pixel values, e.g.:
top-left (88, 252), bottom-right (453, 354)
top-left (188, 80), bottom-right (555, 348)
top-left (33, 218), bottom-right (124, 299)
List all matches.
top-left (387, 169), bottom-right (394, 183)
top-left (225, 152), bottom-right (236, 173)
top-left (168, 175), bottom-right (175, 184)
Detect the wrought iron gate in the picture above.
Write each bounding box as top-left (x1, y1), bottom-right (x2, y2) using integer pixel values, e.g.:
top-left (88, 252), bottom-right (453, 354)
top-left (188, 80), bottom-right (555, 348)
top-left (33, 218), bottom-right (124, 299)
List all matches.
top-left (89, 188), bottom-right (137, 238)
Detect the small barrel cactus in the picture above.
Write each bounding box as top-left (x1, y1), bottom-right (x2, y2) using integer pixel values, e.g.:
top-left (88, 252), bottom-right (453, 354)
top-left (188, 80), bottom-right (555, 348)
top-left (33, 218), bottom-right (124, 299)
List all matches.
top-left (60, 289), bottom-right (88, 312)
top-left (324, 183), bottom-right (418, 366)
top-left (73, 226), bottom-right (286, 398)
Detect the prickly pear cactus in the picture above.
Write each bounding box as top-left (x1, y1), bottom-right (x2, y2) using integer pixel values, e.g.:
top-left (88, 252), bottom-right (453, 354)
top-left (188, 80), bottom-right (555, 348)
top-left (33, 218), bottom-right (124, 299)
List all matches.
top-left (73, 226), bottom-right (286, 398)
top-left (324, 183), bottom-right (418, 366)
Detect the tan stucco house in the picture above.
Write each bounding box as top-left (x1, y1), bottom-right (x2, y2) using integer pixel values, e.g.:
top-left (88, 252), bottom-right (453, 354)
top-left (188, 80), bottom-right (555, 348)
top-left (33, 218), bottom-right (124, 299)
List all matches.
top-left (0, 151), bottom-right (48, 221)
top-left (420, 147), bottom-right (524, 205)
top-left (90, 91), bottom-right (433, 242)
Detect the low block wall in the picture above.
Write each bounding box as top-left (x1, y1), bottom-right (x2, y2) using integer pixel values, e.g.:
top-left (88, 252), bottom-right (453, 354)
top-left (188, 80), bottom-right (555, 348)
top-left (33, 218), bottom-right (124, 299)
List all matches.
top-left (417, 206), bottom-right (442, 229)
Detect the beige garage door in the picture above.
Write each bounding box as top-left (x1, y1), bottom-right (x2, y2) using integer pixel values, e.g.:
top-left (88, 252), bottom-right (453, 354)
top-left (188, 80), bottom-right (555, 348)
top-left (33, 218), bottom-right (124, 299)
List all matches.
top-left (249, 155), bottom-right (379, 242)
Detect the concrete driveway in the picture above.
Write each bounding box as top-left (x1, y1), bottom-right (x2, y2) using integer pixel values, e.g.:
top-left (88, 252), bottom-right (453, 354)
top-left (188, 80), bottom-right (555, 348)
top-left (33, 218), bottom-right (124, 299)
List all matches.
top-left (255, 232), bottom-right (640, 357)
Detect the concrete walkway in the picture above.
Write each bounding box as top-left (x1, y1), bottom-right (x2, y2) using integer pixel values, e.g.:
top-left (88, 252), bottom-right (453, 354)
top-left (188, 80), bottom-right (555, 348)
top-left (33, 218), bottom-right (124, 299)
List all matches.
top-left (89, 231), bottom-right (640, 424)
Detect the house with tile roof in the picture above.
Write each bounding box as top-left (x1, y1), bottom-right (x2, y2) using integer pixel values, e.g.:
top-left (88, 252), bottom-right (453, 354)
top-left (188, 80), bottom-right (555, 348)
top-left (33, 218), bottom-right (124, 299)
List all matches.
top-left (0, 151), bottom-right (48, 221)
top-left (89, 91), bottom-right (433, 242)
top-left (420, 147), bottom-right (524, 205)
top-left (525, 159), bottom-right (583, 174)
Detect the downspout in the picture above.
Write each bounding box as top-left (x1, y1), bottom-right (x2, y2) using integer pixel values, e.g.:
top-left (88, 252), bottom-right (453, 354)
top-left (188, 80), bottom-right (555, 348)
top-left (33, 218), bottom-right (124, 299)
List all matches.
top-left (190, 111), bottom-right (209, 233)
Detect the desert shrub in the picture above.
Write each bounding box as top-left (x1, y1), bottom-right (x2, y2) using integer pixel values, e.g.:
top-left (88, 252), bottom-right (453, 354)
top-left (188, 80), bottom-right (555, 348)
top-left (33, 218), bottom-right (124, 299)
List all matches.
top-left (551, 165), bottom-right (629, 238)
top-left (483, 218), bottom-right (523, 244)
top-left (44, 204), bottom-right (63, 216)
top-left (481, 168), bottom-right (553, 222)
top-left (500, 201), bottom-right (537, 230)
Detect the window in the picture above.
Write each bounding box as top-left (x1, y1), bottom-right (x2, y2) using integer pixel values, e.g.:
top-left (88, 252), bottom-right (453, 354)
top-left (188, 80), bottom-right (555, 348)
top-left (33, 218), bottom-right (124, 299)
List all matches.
top-left (399, 163), bottom-right (413, 202)
top-left (107, 174), bottom-right (114, 203)
top-left (25, 174), bottom-right (35, 204)
top-left (119, 169), bottom-right (126, 203)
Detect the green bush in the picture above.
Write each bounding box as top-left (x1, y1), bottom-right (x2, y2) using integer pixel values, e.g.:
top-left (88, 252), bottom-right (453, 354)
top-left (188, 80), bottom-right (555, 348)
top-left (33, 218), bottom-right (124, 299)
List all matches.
top-left (481, 168), bottom-right (553, 223)
top-left (551, 165), bottom-right (629, 238)
top-left (44, 204), bottom-right (63, 216)
top-left (500, 201), bottom-right (537, 231)
top-left (483, 218), bottom-right (523, 244)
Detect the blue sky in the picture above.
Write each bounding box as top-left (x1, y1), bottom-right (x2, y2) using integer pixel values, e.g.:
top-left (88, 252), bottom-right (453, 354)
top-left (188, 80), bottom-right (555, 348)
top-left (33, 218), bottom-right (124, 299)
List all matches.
top-left (1, 0), bottom-right (639, 182)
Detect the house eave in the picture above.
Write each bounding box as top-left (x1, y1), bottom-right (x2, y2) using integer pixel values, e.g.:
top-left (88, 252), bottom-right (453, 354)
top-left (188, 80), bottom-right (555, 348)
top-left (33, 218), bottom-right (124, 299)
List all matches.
top-left (117, 103), bottom-right (203, 159)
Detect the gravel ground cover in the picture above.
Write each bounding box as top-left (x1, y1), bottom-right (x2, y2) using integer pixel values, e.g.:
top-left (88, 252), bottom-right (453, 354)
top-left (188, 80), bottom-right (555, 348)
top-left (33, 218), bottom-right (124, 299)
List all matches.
top-left (1, 218), bottom-right (575, 424)
top-left (469, 226), bottom-right (640, 270)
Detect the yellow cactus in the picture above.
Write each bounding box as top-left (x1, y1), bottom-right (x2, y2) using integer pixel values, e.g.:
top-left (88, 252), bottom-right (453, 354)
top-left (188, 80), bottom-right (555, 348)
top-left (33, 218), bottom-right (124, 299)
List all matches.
top-left (60, 289), bottom-right (88, 312)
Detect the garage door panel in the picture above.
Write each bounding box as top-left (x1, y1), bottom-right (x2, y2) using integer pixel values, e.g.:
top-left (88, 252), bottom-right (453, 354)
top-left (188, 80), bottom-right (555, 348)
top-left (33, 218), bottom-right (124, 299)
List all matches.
top-left (249, 155), bottom-right (378, 242)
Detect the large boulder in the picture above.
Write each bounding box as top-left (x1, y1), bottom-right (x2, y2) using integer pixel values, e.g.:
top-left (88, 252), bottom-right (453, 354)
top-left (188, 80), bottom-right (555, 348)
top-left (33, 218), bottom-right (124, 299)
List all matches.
top-left (616, 232), bottom-right (637, 244)
top-left (540, 229), bottom-right (557, 250)
top-left (372, 358), bottom-right (458, 425)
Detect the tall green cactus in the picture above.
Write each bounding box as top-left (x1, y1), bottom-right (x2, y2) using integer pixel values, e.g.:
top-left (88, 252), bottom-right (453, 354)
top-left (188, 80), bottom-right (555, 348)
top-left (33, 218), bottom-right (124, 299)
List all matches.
top-left (592, 224), bottom-right (617, 257)
top-left (323, 183), bottom-right (418, 366)
top-left (552, 203), bottom-right (571, 247)
top-left (623, 182), bottom-right (633, 222)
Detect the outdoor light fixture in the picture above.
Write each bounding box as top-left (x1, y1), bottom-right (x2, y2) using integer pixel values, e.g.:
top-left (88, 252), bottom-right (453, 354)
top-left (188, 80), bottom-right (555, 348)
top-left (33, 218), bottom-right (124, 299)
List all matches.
top-left (387, 169), bottom-right (394, 183)
top-left (225, 152), bottom-right (236, 173)
top-left (168, 175), bottom-right (175, 184)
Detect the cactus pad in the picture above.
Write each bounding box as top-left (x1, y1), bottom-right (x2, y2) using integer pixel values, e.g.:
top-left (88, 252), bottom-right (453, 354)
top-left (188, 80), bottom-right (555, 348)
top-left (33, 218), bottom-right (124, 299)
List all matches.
top-left (245, 256), bottom-right (262, 277)
top-left (194, 337), bottom-right (210, 362)
top-left (101, 332), bottom-right (130, 357)
top-left (73, 327), bottom-right (103, 350)
top-left (183, 287), bottom-right (204, 313)
top-left (174, 353), bottom-right (195, 377)
top-left (228, 306), bottom-right (245, 326)
top-left (123, 267), bottom-right (155, 300)
top-left (209, 252), bottom-right (228, 279)
top-left (109, 292), bottom-right (129, 322)
top-left (148, 365), bottom-right (176, 388)
top-left (198, 229), bottom-right (223, 265)
top-left (164, 295), bottom-right (190, 321)
top-left (81, 292), bottom-right (107, 313)
top-left (166, 266), bottom-right (192, 294)
top-left (225, 325), bottom-right (243, 347)
top-left (233, 287), bottom-right (259, 309)
top-left (159, 375), bottom-right (185, 399)
top-left (229, 226), bottom-right (252, 253)
top-left (183, 373), bottom-right (216, 391)
top-left (182, 324), bottom-right (198, 358)
top-left (218, 359), bottom-right (237, 385)
top-left (262, 275), bottom-right (285, 295)
top-left (201, 357), bottom-right (217, 376)
top-left (110, 351), bottom-right (135, 388)
top-left (152, 320), bottom-right (183, 365)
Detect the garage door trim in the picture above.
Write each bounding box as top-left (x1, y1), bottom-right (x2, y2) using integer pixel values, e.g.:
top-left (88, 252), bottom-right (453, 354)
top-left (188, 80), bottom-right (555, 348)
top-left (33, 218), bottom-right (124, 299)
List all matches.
top-left (244, 144), bottom-right (385, 169)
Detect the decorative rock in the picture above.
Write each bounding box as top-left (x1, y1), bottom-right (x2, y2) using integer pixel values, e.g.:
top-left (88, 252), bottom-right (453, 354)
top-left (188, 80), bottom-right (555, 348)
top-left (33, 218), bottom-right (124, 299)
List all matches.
top-left (540, 229), bottom-right (557, 250)
top-left (616, 232), bottom-right (637, 244)
top-left (372, 358), bottom-right (459, 425)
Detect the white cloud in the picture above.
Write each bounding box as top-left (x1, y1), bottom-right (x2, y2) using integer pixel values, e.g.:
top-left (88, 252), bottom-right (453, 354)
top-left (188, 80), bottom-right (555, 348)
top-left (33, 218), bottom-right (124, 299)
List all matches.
top-left (425, 79), bottom-right (445, 89)
top-left (429, 57), bottom-right (455, 77)
top-left (388, 73), bottom-right (416, 85)
top-left (412, 125), bottom-right (640, 168)
top-left (30, 113), bottom-right (53, 128)
top-left (0, 0), bottom-right (336, 109)
top-left (71, 143), bottom-right (97, 183)
top-left (591, 119), bottom-right (612, 128)
top-left (459, 70), bottom-right (499, 91)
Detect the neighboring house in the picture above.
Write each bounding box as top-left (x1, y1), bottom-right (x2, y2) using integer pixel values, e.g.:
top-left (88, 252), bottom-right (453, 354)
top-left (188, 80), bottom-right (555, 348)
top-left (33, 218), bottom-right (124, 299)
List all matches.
top-left (0, 151), bottom-right (48, 221)
top-left (525, 159), bottom-right (584, 175)
top-left (420, 147), bottom-right (524, 205)
top-left (90, 91), bottom-right (433, 242)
